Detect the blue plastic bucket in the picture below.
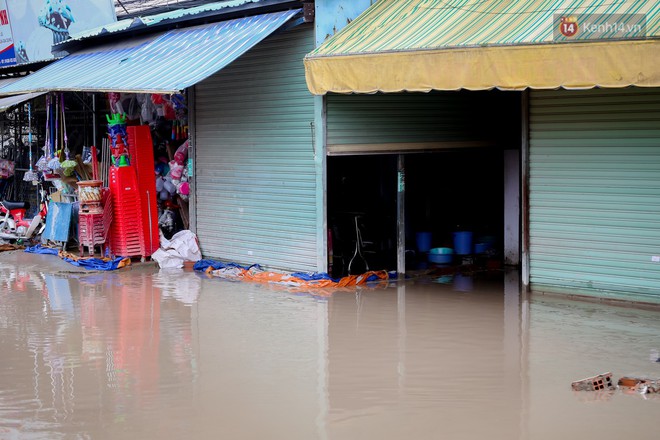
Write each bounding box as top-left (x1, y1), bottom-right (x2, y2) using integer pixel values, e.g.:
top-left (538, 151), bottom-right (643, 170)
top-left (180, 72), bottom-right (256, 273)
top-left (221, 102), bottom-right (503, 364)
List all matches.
top-left (474, 242), bottom-right (489, 254)
top-left (416, 232), bottom-right (432, 253)
top-left (452, 231), bottom-right (473, 255)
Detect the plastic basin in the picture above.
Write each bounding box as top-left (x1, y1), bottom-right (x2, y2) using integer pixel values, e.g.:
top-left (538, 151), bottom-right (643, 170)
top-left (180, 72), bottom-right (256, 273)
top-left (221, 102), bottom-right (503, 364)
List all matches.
top-left (428, 247), bottom-right (453, 264)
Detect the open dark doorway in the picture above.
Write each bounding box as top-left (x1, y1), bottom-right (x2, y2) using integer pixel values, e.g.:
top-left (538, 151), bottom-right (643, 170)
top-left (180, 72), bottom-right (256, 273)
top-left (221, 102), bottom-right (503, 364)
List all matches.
top-left (327, 155), bottom-right (397, 277)
top-left (327, 149), bottom-right (508, 277)
top-left (405, 149), bottom-right (504, 270)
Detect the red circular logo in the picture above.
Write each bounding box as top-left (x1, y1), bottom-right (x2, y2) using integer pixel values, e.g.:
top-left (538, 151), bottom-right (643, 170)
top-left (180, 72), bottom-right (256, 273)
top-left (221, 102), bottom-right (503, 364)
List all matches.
top-left (559, 17), bottom-right (579, 37)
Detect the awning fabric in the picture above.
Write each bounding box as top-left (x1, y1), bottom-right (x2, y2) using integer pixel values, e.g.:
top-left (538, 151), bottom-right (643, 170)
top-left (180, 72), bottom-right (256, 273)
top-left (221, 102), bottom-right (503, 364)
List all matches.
top-left (304, 0), bottom-right (660, 94)
top-left (0, 9), bottom-right (300, 95)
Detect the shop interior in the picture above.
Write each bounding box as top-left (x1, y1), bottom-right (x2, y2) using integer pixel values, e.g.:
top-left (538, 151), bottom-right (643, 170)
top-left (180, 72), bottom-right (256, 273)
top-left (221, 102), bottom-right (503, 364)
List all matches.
top-left (327, 92), bottom-right (521, 278)
top-left (0, 91), bottom-right (190, 258)
top-left (328, 150), bottom-right (505, 277)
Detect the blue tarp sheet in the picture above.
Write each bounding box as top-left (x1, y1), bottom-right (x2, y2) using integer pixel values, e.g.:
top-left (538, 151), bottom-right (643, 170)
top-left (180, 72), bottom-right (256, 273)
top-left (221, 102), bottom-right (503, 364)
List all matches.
top-left (193, 259), bottom-right (261, 272)
top-left (25, 244), bottom-right (59, 255)
top-left (61, 256), bottom-right (128, 271)
top-left (195, 259), bottom-right (397, 283)
top-left (25, 244), bottom-right (128, 271)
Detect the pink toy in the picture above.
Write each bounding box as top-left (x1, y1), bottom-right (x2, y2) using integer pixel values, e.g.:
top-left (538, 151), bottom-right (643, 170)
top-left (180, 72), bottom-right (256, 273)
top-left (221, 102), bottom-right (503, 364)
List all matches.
top-left (173, 140), bottom-right (189, 165)
top-left (168, 161), bottom-right (183, 181)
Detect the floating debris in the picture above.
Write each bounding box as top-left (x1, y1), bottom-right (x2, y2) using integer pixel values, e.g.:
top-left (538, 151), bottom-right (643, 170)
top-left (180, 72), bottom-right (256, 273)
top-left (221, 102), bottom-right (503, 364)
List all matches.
top-left (571, 372), bottom-right (615, 391)
top-left (618, 376), bottom-right (660, 394)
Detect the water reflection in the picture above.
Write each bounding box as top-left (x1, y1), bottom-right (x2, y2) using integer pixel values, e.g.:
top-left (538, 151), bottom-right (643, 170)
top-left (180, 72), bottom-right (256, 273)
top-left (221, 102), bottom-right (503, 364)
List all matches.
top-left (1, 260), bottom-right (659, 439)
top-left (0, 263), bottom-right (200, 439)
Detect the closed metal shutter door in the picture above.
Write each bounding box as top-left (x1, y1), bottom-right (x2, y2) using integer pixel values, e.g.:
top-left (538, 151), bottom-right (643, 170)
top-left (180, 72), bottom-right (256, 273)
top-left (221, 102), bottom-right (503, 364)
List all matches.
top-left (194, 26), bottom-right (317, 272)
top-left (529, 88), bottom-right (660, 302)
top-left (326, 92), bottom-right (517, 154)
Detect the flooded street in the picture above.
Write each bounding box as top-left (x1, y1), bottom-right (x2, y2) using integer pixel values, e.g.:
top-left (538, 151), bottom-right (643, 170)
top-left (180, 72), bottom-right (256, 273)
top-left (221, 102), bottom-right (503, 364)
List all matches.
top-left (1, 252), bottom-right (659, 439)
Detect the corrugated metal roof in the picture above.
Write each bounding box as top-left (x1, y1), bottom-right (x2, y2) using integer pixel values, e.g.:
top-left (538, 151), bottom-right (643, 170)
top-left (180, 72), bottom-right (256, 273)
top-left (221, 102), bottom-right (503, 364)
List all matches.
top-left (0, 9), bottom-right (300, 95)
top-left (308, 0), bottom-right (660, 57)
top-left (0, 78), bottom-right (44, 112)
top-left (0, 93), bottom-right (46, 112)
top-left (79, 0), bottom-right (262, 42)
top-left (115, 0), bottom-right (216, 18)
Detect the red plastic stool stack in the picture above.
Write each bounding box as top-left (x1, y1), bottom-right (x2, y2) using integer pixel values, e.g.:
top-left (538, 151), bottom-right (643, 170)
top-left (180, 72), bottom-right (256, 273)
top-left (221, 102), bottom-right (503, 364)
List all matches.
top-left (78, 190), bottom-right (113, 256)
top-left (127, 126), bottom-right (159, 256)
top-left (109, 165), bottom-right (146, 259)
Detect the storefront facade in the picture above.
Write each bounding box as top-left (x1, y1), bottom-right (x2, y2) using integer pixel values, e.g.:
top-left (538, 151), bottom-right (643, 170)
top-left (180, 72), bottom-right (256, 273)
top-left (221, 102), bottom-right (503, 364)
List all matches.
top-left (528, 87), bottom-right (660, 302)
top-left (306, 0), bottom-right (660, 302)
top-left (0, 1), bottom-right (326, 272)
top-left (194, 25), bottom-right (322, 272)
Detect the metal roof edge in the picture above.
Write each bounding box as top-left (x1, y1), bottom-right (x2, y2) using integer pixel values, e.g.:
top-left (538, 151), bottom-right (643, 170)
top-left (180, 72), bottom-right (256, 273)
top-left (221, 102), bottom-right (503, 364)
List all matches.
top-left (55, 0), bottom-right (305, 53)
top-left (0, 59), bottom-right (57, 77)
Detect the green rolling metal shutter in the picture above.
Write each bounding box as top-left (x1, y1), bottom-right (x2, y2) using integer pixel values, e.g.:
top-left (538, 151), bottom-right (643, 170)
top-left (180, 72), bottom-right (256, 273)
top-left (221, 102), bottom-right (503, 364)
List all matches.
top-left (529, 88), bottom-right (660, 302)
top-left (326, 92), bottom-right (519, 153)
top-left (328, 93), bottom-right (473, 145)
top-left (194, 25), bottom-right (318, 272)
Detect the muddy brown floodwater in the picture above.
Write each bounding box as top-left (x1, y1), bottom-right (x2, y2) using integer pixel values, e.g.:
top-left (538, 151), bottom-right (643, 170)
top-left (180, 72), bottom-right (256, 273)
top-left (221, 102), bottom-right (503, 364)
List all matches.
top-left (1, 252), bottom-right (659, 440)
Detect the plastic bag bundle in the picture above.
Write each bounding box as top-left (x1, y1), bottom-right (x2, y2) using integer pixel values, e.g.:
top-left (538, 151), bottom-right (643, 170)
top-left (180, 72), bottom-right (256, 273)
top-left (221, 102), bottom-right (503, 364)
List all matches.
top-left (60, 159), bottom-right (77, 176)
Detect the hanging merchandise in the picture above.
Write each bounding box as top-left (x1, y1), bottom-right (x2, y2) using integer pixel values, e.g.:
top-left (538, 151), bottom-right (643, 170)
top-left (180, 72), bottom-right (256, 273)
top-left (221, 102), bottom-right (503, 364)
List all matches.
top-left (23, 102), bottom-right (39, 182)
top-left (137, 94), bottom-right (156, 124)
top-left (59, 94), bottom-right (77, 177)
top-left (0, 159), bottom-right (14, 180)
top-left (47, 94), bottom-right (64, 179)
top-left (151, 94), bottom-right (165, 118)
top-left (36, 95), bottom-right (51, 172)
top-left (106, 113), bottom-right (129, 166)
top-left (108, 92), bottom-right (124, 115)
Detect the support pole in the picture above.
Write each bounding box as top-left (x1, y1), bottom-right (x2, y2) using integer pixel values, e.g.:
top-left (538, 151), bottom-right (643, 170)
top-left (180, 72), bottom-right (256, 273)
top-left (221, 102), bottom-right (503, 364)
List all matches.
top-left (521, 90), bottom-right (530, 291)
top-left (92, 94), bottom-right (97, 148)
top-left (397, 154), bottom-right (406, 277)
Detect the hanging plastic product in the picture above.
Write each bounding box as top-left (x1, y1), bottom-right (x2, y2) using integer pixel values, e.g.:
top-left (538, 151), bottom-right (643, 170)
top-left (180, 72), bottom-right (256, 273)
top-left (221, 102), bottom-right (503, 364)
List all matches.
top-left (106, 113), bottom-right (129, 166)
top-left (46, 94), bottom-right (63, 178)
top-left (23, 102), bottom-right (39, 182)
top-left (59, 94), bottom-right (77, 176)
top-left (36, 95), bottom-right (51, 172)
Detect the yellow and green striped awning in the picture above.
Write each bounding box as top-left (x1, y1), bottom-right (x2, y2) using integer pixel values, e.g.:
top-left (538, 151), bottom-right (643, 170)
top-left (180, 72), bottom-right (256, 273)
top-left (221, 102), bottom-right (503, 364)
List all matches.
top-left (304, 0), bottom-right (660, 94)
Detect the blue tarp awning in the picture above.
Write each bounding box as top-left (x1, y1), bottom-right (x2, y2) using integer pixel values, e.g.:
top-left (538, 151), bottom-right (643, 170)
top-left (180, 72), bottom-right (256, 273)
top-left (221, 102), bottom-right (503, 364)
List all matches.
top-left (0, 9), bottom-right (300, 95)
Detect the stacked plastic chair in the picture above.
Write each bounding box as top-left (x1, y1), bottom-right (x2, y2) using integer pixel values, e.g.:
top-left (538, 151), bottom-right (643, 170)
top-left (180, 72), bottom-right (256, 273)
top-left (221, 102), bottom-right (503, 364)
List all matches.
top-left (127, 126), bottom-right (160, 256)
top-left (78, 188), bottom-right (113, 256)
top-left (109, 163), bottom-right (146, 260)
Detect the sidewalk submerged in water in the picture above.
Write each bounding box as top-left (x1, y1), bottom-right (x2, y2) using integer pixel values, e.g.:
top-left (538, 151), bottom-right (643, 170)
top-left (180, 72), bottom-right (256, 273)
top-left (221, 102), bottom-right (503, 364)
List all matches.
top-left (0, 248), bottom-right (159, 275)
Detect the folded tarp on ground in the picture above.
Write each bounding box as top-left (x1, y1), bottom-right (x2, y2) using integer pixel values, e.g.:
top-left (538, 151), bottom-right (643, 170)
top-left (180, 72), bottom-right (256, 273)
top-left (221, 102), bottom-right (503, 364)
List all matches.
top-left (25, 244), bottom-right (59, 255)
top-left (195, 259), bottom-right (394, 288)
top-left (61, 254), bottom-right (130, 271)
top-left (25, 244), bottom-right (130, 271)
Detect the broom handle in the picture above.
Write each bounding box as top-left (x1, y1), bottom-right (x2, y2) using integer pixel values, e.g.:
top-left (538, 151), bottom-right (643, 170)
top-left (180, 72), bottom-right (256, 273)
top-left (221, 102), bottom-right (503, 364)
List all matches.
top-left (91, 145), bottom-right (99, 181)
